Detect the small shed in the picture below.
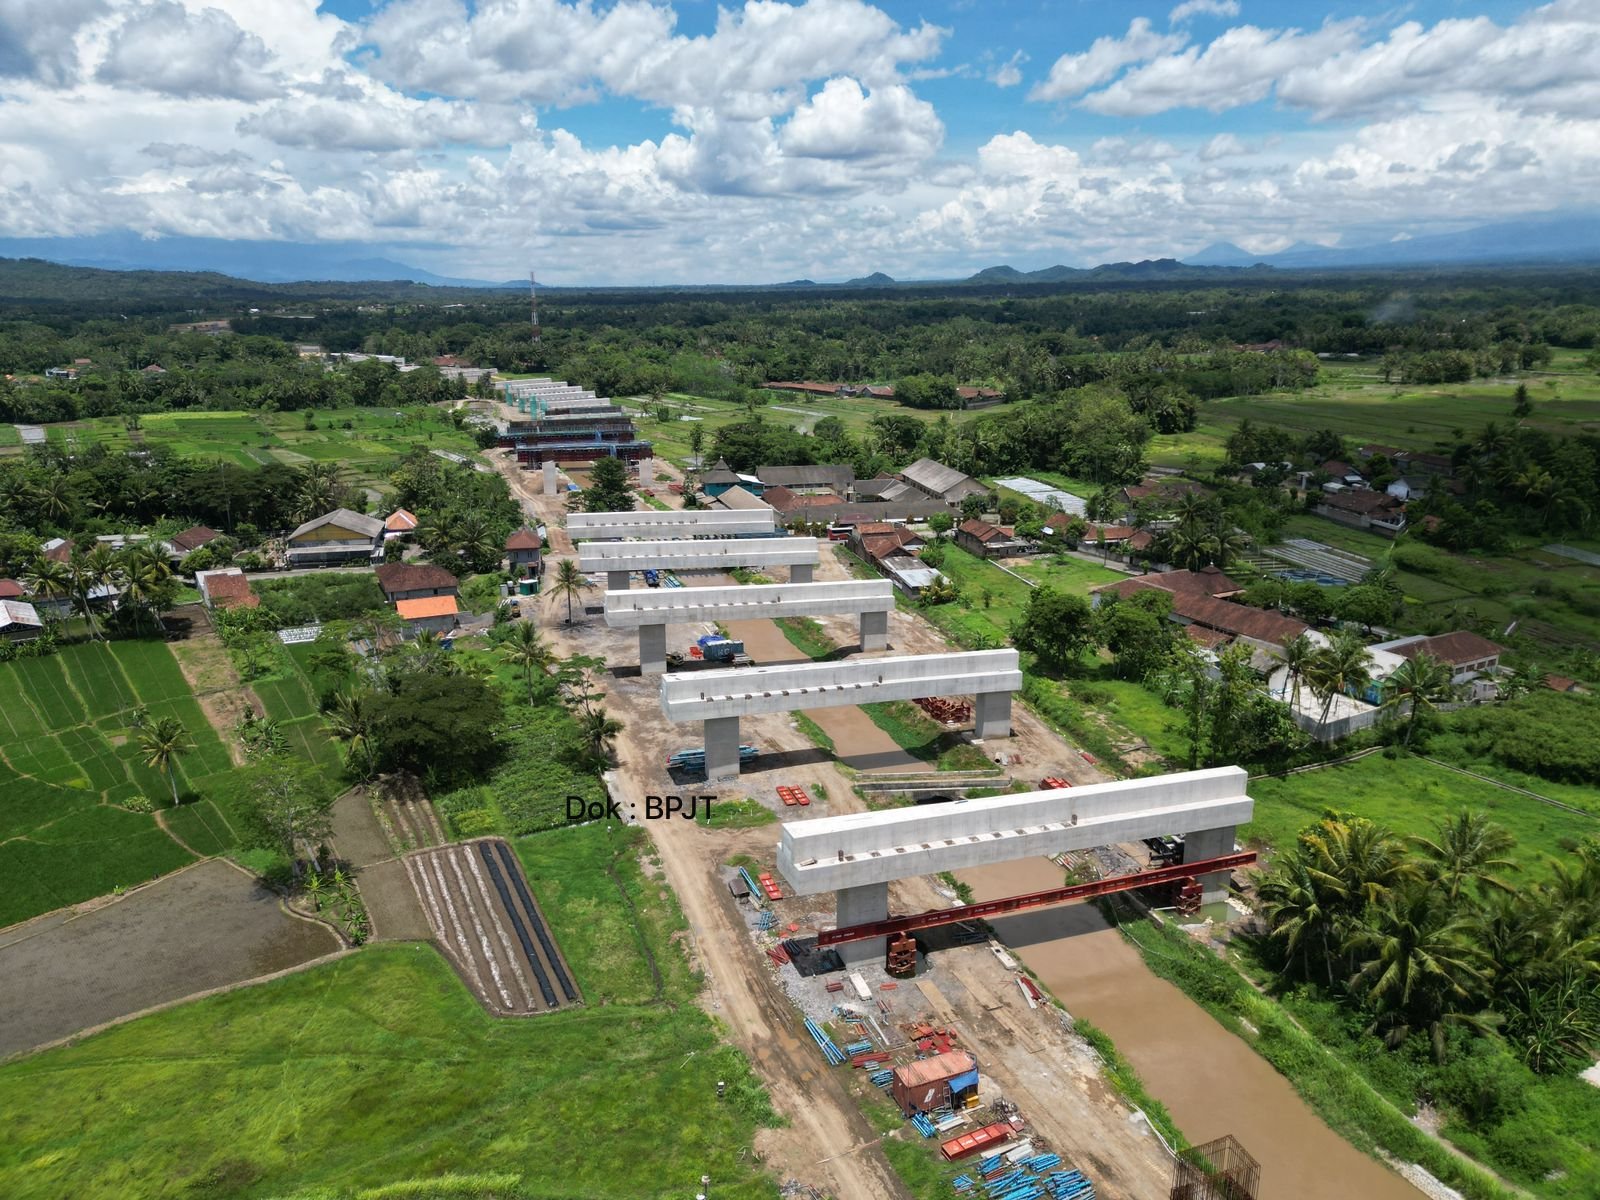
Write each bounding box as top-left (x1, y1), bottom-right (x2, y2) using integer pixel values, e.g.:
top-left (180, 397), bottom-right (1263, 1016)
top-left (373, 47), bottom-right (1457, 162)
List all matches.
top-left (891, 1050), bottom-right (979, 1116)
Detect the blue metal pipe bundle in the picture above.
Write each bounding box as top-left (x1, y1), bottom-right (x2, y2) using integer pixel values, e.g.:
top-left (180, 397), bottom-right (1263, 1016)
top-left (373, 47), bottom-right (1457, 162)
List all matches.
top-left (1024, 1154), bottom-right (1061, 1172)
top-left (978, 1155), bottom-right (1002, 1175)
top-left (739, 866), bottom-right (762, 897)
top-left (982, 1169), bottom-right (1022, 1193)
top-left (869, 1068), bottom-right (894, 1086)
top-left (952, 1175), bottom-right (975, 1193)
top-left (803, 1017), bottom-right (846, 1065)
top-left (844, 1039), bottom-right (874, 1055)
top-left (911, 1113), bottom-right (937, 1137)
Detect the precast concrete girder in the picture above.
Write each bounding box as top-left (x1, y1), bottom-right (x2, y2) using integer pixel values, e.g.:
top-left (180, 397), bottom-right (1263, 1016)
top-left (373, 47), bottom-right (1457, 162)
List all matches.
top-left (606, 580), bottom-right (896, 673)
top-left (660, 649), bottom-right (1022, 781)
top-left (579, 538), bottom-right (819, 586)
top-left (775, 766), bottom-right (1252, 909)
top-left (567, 509), bottom-right (775, 541)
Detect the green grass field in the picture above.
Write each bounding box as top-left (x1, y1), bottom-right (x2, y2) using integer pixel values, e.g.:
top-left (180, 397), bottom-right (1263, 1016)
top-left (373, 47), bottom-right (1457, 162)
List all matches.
top-left (0, 640), bottom-right (250, 927)
top-left (1013, 554), bottom-right (1123, 594)
top-left (0, 824), bottom-right (780, 1200)
top-left (31, 406), bottom-right (476, 486)
top-left (1242, 753), bottom-right (1600, 876)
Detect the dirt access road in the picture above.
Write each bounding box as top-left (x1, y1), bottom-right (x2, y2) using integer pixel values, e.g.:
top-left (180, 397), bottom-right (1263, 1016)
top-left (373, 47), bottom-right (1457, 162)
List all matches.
top-left (506, 470), bottom-right (1175, 1198)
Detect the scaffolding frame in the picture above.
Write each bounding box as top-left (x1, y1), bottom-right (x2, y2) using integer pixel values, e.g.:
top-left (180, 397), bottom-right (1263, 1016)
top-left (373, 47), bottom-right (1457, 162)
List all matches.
top-left (1169, 1134), bottom-right (1260, 1200)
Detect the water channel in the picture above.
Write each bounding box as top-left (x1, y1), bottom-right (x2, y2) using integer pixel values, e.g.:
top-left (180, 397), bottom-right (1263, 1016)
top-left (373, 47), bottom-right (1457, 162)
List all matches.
top-left (958, 857), bottom-right (1426, 1200)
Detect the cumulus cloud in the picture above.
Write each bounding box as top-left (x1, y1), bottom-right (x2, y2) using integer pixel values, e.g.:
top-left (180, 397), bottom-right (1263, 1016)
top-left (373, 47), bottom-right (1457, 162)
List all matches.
top-left (988, 50), bottom-right (1026, 89)
top-left (781, 78), bottom-right (942, 163)
top-left (1080, 21), bottom-right (1364, 116)
top-left (1028, 18), bottom-right (1187, 102)
top-left (1169, 0), bottom-right (1239, 24)
top-left (97, 0), bottom-right (281, 100)
top-left (1198, 132), bottom-right (1248, 160)
top-left (0, 0), bottom-right (105, 84)
top-left (241, 91), bottom-right (536, 152)
top-left (1090, 136), bottom-right (1179, 163)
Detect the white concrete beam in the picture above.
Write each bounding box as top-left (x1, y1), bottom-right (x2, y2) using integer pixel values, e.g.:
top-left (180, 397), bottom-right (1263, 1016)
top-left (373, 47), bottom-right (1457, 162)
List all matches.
top-left (604, 580), bottom-right (892, 629)
top-left (567, 509), bottom-right (775, 540)
top-left (660, 649), bottom-right (1021, 723)
top-left (579, 537), bottom-right (818, 576)
top-left (775, 766), bottom-right (1253, 895)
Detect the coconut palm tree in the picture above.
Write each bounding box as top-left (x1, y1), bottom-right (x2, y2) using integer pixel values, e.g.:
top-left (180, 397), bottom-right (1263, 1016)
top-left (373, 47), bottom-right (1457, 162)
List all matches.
top-left (1344, 884), bottom-right (1490, 1060)
top-left (118, 542), bottom-right (173, 634)
top-left (1381, 652), bottom-right (1455, 745)
top-left (1279, 632), bottom-right (1317, 710)
top-left (1307, 631), bottom-right (1375, 727)
top-left (1411, 811), bottom-right (1518, 903)
top-left (546, 558), bottom-right (589, 625)
top-left (324, 689), bottom-right (376, 778)
top-left (23, 554), bottom-right (72, 621)
top-left (1258, 854), bottom-right (1342, 986)
top-left (500, 622), bottom-right (553, 703)
top-left (1204, 525), bottom-right (1248, 570)
top-left (577, 707), bottom-right (625, 773)
top-left (138, 716), bottom-right (194, 807)
top-left (32, 476), bottom-right (73, 525)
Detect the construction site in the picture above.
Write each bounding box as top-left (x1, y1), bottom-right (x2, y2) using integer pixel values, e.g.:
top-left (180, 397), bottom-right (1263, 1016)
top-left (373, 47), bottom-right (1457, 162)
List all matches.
top-left (483, 417), bottom-right (1431, 1200)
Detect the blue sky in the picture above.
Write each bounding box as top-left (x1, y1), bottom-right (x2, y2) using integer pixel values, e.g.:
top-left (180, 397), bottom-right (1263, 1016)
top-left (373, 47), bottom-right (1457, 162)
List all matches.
top-left (0, 0), bottom-right (1595, 282)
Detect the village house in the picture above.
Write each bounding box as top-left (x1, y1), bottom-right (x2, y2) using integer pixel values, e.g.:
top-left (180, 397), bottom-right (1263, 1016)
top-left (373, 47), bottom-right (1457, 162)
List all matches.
top-left (954, 519), bottom-right (1031, 559)
top-left (384, 509), bottom-right (420, 540)
top-left (698, 459), bottom-right (765, 499)
top-left (505, 527), bottom-right (543, 578)
top-left (283, 509), bottom-right (384, 567)
top-left (710, 485), bottom-right (774, 513)
top-left (0, 579), bottom-right (24, 601)
top-left (165, 525), bottom-right (223, 564)
top-left (0, 599), bottom-right (44, 642)
top-left (756, 465), bottom-right (855, 495)
top-left (1371, 631), bottom-right (1506, 698)
top-left (375, 563), bottom-right (460, 605)
top-left (1315, 489), bottom-right (1407, 536)
top-left (896, 458), bottom-right (990, 507)
top-left (852, 522), bottom-right (925, 564)
top-left (395, 595), bottom-right (460, 636)
top-left (194, 568), bottom-right (259, 611)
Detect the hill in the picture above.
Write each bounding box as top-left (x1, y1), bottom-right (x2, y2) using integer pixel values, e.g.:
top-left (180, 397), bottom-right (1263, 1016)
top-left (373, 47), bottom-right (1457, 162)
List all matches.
top-left (842, 271), bottom-right (896, 287)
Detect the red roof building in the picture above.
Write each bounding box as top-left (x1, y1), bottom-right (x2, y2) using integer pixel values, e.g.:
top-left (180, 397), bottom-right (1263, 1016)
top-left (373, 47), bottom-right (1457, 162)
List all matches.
top-left (375, 562), bottom-right (460, 602)
top-left (0, 579), bottom-right (23, 600)
top-left (169, 525), bottom-right (222, 554)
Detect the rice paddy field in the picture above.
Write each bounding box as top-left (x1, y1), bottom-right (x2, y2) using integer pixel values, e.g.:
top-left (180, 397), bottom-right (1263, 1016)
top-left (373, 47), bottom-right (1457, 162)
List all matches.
top-left (0, 633), bottom-right (349, 928)
top-left (26, 405), bottom-right (474, 487)
top-left (0, 825), bottom-right (780, 1200)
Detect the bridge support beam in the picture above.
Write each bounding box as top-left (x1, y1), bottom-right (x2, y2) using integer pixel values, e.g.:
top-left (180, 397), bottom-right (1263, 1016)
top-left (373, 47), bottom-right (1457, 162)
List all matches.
top-left (542, 460), bottom-right (558, 496)
top-left (790, 562), bottom-right (814, 583)
top-left (639, 623), bottom-right (667, 675)
top-left (1182, 825), bottom-right (1237, 905)
top-left (973, 691), bottom-right (1013, 739)
top-left (608, 569), bottom-right (631, 592)
top-left (705, 715), bottom-right (742, 782)
top-left (835, 882), bottom-right (890, 966)
top-left (859, 609), bottom-right (889, 651)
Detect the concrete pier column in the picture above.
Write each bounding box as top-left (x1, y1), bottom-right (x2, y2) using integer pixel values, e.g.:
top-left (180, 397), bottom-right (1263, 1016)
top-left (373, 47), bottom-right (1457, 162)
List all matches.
top-left (608, 570), bottom-right (631, 592)
top-left (704, 715), bottom-right (742, 781)
top-left (972, 691), bottom-right (1013, 739)
top-left (638, 458), bottom-right (654, 487)
top-left (790, 562), bottom-right (815, 583)
top-left (859, 609), bottom-right (889, 651)
top-left (835, 882), bottom-right (891, 967)
top-left (542, 461), bottom-right (558, 496)
top-left (1182, 824), bottom-right (1237, 905)
top-left (639, 623), bottom-right (668, 675)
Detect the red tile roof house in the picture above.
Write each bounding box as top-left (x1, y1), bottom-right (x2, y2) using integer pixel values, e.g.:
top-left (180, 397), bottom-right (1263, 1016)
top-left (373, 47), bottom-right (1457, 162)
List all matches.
top-left (384, 508), bottom-right (420, 538)
top-left (0, 579), bottom-right (23, 600)
top-left (954, 518), bottom-right (1031, 559)
top-left (395, 595), bottom-right (460, 636)
top-left (852, 522), bottom-right (925, 564)
top-left (375, 563), bottom-right (461, 604)
top-left (1094, 567), bottom-right (1244, 601)
top-left (1092, 572), bottom-right (1300, 648)
top-left (195, 568), bottom-right (259, 610)
top-left (1371, 631), bottom-right (1506, 699)
top-left (505, 527), bottom-right (543, 577)
top-left (1315, 488), bottom-right (1408, 536)
top-left (165, 525), bottom-right (223, 564)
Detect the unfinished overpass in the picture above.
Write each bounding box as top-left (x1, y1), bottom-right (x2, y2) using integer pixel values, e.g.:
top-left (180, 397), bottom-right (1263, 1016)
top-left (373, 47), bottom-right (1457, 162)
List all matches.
top-left (566, 509), bottom-right (776, 541)
top-left (659, 649), bottom-right (1022, 781)
top-left (775, 766), bottom-right (1253, 963)
top-left (605, 579), bottom-right (896, 672)
top-left (579, 537), bottom-right (821, 591)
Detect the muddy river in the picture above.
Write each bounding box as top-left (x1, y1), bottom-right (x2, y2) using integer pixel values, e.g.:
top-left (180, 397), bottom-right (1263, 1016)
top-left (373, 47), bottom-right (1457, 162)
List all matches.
top-left (958, 857), bottom-right (1424, 1200)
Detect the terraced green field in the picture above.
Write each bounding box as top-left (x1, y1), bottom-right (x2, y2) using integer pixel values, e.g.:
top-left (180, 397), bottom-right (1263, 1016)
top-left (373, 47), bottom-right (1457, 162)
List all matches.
top-left (0, 640), bottom-right (237, 928)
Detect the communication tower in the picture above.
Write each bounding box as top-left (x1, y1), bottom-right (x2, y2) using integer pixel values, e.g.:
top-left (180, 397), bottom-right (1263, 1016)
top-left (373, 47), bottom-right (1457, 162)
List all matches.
top-left (529, 268), bottom-right (540, 344)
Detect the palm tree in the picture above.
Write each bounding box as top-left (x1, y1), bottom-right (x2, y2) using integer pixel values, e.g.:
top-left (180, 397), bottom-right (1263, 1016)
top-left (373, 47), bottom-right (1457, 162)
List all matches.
top-left (547, 559), bottom-right (589, 625)
top-left (138, 716), bottom-right (194, 807)
top-left (577, 707), bottom-right (625, 772)
top-left (1411, 811), bottom-right (1518, 903)
top-left (32, 476), bottom-right (73, 525)
top-left (1299, 814), bottom-right (1416, 930)
top-left (1307, 631), bottom-right (1375, 727)
top-left (118, 543), bottom-right (173, 634)
top-left (1344, 884), bottom-right (1490, 1060)
top-left (1205, 524), bottom-right (1248, 569)
top-left (23, 554), bottom-right (72, 621)
top-left (501, 622), bottom-right (553, 703)
top-left (1258, 855), bottom-right (1342, 986)
top-left (1279, 632), bottom-right (1317, 710)
top-left (1381, 652), bottom-right (1455, 745)
top-left (1165, 523), bottom-right (1207, 571)
top-left (324, 689), bottom-right (376, 779)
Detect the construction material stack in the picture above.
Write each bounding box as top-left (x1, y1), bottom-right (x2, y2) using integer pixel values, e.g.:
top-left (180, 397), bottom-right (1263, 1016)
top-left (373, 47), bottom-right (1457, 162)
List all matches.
top-left (886, 932), bottom-right (918, 978)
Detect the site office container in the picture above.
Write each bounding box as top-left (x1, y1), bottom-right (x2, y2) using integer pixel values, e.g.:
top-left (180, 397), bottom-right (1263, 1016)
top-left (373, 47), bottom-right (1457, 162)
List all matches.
top-left (890, 1050), bottom-right (979, 1116)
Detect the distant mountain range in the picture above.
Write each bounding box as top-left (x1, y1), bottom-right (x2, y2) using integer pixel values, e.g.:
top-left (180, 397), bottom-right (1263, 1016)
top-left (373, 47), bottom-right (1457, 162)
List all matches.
top-left (1184, 214), bottom-right (1600, 270)
top-left (1, 211), bottom-right (1597, 290)
top-left (0, 232), bottom-right (512, 288)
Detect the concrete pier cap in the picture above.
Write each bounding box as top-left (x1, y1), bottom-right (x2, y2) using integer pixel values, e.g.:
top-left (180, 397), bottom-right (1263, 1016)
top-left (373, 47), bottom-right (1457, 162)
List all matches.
top-left (775, 766), bottom-right (1253, 961)
top-left (567, 509), bottom-right (775, 541)
top-left (578, 538), bottom-right (820, 585)
top-left (659, 649), bottom-right (1023, 781)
